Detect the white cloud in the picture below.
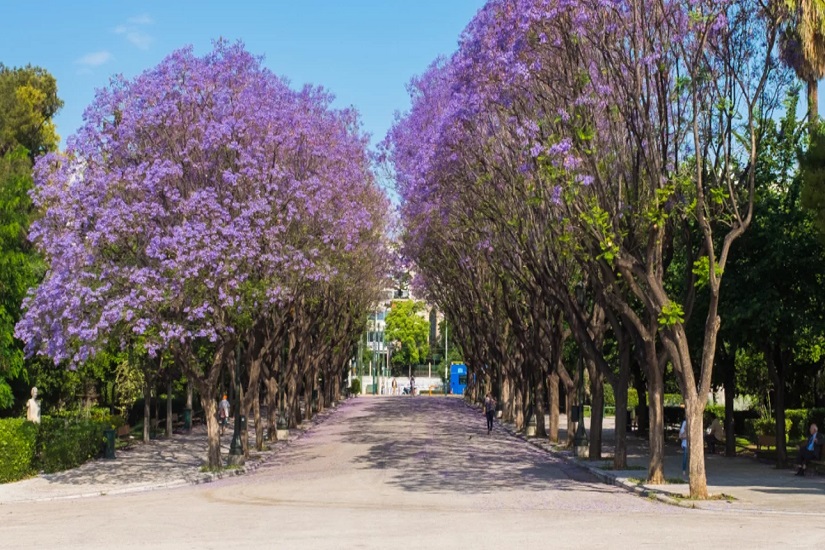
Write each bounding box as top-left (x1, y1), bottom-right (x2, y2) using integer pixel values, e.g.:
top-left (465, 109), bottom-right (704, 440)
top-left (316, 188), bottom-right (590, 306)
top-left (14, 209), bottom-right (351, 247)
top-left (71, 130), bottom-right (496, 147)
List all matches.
top-left (128, 14), bottom-right (154, 25)
top-left (114, 15), bottom-right (154, 50)
top-left (76, 51), bottom-right (114, 67)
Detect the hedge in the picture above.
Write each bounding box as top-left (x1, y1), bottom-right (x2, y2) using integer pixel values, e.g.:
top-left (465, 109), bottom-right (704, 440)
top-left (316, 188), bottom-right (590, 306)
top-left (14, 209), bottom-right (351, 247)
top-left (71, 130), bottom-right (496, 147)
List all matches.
top-left (0, 419), bottom-right (38, 483)
top-left (0, 412), bottom-right (121, 483)
top-left (36, 416), bottom-right (114, 474)
top-left (349, 378), bottom-right (362, 396)
top-left (785, 409), bottom-right (808, 441)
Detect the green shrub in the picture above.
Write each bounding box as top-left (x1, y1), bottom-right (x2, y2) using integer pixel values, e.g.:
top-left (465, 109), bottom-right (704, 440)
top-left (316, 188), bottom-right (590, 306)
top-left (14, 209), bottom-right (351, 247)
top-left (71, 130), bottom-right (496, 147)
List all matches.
top-left (627, 388), bottom-right (639, 410)
top-left (663, 393), bottom-right (682, 406)
top-left (704, 403), bottom-right (725, 423)
top-left (36, 415), bottom-right (112, 474)
top-left (0, 419), bottom-right (38, 483)
top-left (785, 409), bottom-right (808, 441)
top-left (603, 386), bottom-right (639, 409)
top-left (349, 378), bottom-right (362, 396)
top-left (747, 417), bottom-right (792, 441)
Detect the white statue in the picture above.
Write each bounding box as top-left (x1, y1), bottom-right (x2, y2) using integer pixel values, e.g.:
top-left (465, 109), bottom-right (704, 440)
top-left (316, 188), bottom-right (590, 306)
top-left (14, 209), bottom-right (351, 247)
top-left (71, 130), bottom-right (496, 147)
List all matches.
top-left (26, 387), bottom-right (40, 424)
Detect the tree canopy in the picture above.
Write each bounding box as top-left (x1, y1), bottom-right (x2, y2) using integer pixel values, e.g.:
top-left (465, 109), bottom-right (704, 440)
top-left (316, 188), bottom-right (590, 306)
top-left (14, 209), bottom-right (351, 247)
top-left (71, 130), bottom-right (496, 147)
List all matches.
top-left (385, 300), bottom-right (430, 370)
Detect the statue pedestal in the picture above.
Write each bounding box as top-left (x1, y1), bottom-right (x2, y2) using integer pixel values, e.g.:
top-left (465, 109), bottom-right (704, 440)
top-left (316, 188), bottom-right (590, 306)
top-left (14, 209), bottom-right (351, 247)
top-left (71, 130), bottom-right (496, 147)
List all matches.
top-left (276, 428), bottom-right (289, 441)
top-left (525, 416), bottom-right (537, 438)
top-left (574, 444), bottom-right (589, 459)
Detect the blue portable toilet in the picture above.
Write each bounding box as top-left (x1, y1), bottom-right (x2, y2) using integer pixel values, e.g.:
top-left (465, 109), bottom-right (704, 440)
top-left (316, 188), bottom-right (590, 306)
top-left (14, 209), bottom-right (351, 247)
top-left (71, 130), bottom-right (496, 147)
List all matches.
top-left (449, 363), bottom-right (467, 395)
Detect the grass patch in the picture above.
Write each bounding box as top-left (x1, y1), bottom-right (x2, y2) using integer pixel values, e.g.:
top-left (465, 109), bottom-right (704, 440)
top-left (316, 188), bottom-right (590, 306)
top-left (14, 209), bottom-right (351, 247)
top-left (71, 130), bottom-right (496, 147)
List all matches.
top-left (199, 464), bottom-right (243, 473)
top-left (628, 476), bottom-right (687, 485)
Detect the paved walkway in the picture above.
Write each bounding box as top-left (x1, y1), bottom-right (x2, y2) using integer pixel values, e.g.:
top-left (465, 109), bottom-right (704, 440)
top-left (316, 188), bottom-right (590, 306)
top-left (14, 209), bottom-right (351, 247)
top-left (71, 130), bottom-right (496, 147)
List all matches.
top-left (1, 398), bottom-right (824, 548)
top-left (0, 406), bottom-right (336, 503)
top-left (521, 411), bottom-right (825, 515)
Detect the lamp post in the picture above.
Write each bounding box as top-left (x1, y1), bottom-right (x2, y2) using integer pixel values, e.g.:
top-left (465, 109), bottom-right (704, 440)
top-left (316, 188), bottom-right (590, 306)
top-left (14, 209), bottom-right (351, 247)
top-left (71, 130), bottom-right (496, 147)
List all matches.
top-left (573, 282), bottom-right (589, 458)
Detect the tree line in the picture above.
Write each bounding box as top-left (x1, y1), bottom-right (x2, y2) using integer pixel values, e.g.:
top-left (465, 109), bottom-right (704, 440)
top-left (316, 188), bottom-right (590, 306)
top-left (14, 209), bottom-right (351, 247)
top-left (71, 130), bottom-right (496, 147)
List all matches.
top-left (2, 42), bottom-right (390, 469)
top-left (385, 0), bottom-right (825, 499)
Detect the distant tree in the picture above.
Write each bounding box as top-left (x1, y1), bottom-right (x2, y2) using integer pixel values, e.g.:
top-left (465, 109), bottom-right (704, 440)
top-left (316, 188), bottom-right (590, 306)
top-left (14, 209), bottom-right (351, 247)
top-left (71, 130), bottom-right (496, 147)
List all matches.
top-left (0, 65), bottom-right (62, 160)
top-left (385, 300), bottom-right (430, 372)
top-left (776, 0), bottom-right (825, 125)
top-left (0, 65), bottom-right (61, 410)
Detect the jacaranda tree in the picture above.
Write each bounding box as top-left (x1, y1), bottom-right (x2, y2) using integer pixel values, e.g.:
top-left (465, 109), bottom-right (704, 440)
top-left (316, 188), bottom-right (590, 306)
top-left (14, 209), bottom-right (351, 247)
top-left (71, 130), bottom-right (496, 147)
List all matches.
top-left (389, 0), bottom-right (785, 498)
top-left (16, 41), bottom-right (388, 469)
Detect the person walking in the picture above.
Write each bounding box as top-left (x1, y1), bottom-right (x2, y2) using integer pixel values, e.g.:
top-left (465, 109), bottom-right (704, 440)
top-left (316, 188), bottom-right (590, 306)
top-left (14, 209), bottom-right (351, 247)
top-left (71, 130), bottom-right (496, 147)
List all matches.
top-left (391, 377), bottom-right (398, 396)
top-left (484, 392), bottom-right (497, 434)
top-left (219, 394), bottom-right (230, 435)
top-left (410, 375), bottom-right (416, 396)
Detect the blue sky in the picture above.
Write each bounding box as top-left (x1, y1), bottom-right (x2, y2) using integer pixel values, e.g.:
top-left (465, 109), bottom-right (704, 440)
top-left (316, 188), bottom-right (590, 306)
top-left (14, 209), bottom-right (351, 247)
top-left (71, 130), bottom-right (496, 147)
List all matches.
top-left (0, 1), bottom-right (486, 149)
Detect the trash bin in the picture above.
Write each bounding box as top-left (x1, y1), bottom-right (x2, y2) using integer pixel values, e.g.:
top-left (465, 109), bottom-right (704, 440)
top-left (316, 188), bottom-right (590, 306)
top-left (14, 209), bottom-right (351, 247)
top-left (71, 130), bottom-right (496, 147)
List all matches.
top-left (183, 408), bottom-right (192, 431)
top-left (103, 428), bottom-right (116, 459)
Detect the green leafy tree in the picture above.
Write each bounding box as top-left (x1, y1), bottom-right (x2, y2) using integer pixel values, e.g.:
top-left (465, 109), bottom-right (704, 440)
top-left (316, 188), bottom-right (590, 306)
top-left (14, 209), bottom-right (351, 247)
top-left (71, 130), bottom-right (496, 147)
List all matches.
top-left (0, 65), bottom-right (62, 410)
top-left (0, 65), bottom-right (62, 160)
top-left (385, 300), bottom-right (430, 372)
top-left (776, 0), bottom-right (825, 125)
top-left (719, 92), bottom-right (825, 465)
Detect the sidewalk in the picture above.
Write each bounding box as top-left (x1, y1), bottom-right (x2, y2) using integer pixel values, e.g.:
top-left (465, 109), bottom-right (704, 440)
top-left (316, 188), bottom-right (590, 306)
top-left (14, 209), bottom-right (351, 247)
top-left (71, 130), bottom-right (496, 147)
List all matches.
top-left (500, 410), bottom-right (825, 515)
top-left (0, 402), bottom-right (345, 504)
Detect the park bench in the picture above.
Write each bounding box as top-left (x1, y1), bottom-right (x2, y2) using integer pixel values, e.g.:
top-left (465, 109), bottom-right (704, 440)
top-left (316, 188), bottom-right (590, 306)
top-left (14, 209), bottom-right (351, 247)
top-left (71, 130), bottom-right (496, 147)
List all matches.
top-left (116, 424), bottom-right (132, 440)
top-left (115, 424), bottom-right (134, 449)
top-left (755, 434), bottom-right (775, 452)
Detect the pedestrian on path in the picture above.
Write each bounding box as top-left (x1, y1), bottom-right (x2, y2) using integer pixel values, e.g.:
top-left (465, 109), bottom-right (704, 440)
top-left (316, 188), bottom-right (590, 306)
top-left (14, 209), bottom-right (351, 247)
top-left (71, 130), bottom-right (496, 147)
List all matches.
top-left (410, 375), bottom-right (416, 396)
top-left (484, 392), bottom-right (496, 434)
top-left (391, 377), bottom-right (398, 395)
top-left (679, 418), bottom-right (687, 477)
top-left (219, 394), bottom-right (230, 435)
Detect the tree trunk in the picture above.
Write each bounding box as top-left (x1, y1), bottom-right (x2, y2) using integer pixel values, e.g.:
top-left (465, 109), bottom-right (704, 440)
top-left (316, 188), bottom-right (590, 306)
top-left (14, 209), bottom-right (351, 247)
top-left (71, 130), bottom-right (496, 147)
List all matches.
top-left (565, 387), bottom-right (575, 448)
top-left (501, 375), bottom-right (513, 422)
top-left (683, 396), bottom-right (709, 498)
top-left (723, 353), bottom-right (736, 458)
top-left (201, 394), bottom-right (222, 469)
top-left (548, 372), bottom-right (560, 443)
top-left (253, 392), bottom-right (263, 451)
top-left (809, 77), bottom-right (819, 130)
top-left (766, 346), bottom-right (788, 467)
top-left (513, 377), bottom-right (525, 432)
top-left (534, 370), bottom-right (548, 439)
top-left (631, 357), bottom-right (648, 437)
top-left (143, 378), bottom-right (151, 443)
top-left (588, 361), bottom-right (604, 460)
top-left (646, 350), bottom-right (665, 484)
top-left (266, 378), bottom-right (279, 441)
top-left (166, 380), bottom-right (173, 438)
top-left (613, 377), bottom-right (629, 470)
